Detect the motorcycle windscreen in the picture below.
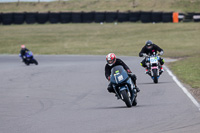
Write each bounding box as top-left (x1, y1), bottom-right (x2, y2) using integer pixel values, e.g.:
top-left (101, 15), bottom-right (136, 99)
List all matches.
top-left (110, 65), bottom-right (129, 84)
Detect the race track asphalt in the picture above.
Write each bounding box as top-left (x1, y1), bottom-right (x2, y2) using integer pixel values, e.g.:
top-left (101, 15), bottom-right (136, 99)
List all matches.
top-left (0, 55), bottom-right (200, 133)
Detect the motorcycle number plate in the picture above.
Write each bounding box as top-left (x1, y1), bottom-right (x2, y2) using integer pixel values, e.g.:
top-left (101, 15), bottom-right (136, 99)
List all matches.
top-left (118, 75), bottom-right (124, 81)
top-left (150, 57), bottom-right (158, 63)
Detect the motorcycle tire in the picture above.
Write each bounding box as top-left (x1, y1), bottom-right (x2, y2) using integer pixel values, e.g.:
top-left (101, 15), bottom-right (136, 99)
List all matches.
top-left (121, 90), bottom-right (132, 107)
top-left (152, 69), bottom-right (158, 83)
top-left (25, 61), bottom-right (29, 66)
top-left (34, 59), bottom-right (38, 65)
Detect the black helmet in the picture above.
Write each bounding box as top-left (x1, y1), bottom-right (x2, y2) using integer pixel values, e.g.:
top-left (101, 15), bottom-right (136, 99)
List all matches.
top-left (145, 40), bottom-right (153, 49)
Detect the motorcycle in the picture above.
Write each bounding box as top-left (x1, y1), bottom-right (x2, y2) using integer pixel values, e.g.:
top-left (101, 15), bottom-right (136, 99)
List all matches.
top-left (144, 53), bottom-right (163, 83)
top-left (19, 51), bottom-right (38, 66)
top-left (110, 65), bottom-right (137, 107)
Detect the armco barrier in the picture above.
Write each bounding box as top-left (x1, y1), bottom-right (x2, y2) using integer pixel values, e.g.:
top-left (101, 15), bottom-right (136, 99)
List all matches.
top-left (25, 12), bottom-right (37, 24)
top-left (37, 13), bottom-right (49, 24)
top-left (13, 13), bottom-right (25, 24)
top-left (82, 12), bottom-right (94, 23)
top-left (140, 11), bottom-right (152, 23)
top-left (105, 12), bottom-right (117, 22)
top-left (94, 12), bottom-right (105, 23)
top-left (2, 13), bottom-right (13, 25)
top-left (129, 11), bottom-right (140, 22)
top-left (117, 12), bottom-right (129, 22)
top-left (162, 12), bottom-right (173, 23)
top-left (49, 12), bottom-right (60, 24)
top-left (151, 12), bottom-right (162, 23)
top-left (60, 12), bottom-right (71, 23)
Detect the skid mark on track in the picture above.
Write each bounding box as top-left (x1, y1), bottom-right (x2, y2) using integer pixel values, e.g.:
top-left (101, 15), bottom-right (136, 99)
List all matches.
top-left (25, 99), bottom-right (54, 117)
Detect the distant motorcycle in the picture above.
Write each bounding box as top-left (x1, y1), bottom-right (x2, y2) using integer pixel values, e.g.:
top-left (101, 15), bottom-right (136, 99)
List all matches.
top-left (110, 65), bottom-right (137, 107)
top-left (144, 53), bottom-right (163, 83)
top-left (19, 51), bottom-right (38, 66)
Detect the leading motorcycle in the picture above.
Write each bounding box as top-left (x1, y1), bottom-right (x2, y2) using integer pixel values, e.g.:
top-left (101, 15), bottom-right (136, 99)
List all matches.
top-left (110, 65), bottom-right (137, 107)
top-left (19, 51), bottom-right (38, 66)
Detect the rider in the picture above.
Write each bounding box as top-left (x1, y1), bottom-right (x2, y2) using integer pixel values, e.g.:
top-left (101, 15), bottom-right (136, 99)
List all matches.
top-left (19, 45), bottom-right (30, 62)
top-left (105, 53), bottom-right (140, 94)
top-left (139, 40), bottom-right (164, 74)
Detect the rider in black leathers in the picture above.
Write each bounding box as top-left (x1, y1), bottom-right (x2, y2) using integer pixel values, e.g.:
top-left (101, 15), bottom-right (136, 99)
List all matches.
top-left (105, 53), bottom-right (140, 94)
top-left (20, 45), bottom-right (30, 62)
top-left (139, 40), bottom-right (164, 73)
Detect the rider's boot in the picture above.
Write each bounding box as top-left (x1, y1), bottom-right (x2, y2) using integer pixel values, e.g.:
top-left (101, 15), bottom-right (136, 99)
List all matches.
top-left (161, 66), bottom-right (164, 72)
top-left (134, 86), bottom-right (140, 92)
top-left (145, 67), bottom-right (150, 74)
top-left (160, 66), bottom-right (164, 75)
top-left (107, 84), bottom-right (120, 99)
top-left (129, 74), bottom-right (140, 92)
top-left (115, 94), bottom-right (120, 99)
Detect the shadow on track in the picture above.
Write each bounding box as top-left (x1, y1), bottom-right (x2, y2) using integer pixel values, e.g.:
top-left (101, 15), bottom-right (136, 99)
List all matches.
top-left (92, 105), bottom-right (148, 110)
top-left (138, 81), bottom-right (172, 85)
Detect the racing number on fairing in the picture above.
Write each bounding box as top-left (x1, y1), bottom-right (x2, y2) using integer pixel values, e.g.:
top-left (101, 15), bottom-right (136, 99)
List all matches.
top-left (118, 75), bottom-right (123, 81)
top-left (150, 57), bottom-right (158, 63)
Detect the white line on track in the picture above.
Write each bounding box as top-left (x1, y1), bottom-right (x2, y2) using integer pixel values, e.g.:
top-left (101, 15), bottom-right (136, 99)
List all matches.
top-left (164, 65), bottom-right (200, 111)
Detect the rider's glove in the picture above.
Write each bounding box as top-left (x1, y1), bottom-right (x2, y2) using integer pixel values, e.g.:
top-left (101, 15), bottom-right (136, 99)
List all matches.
top-left (108, 76), bottom-right (111, 81)
top-left (127, 69), bottom-right (132, 73)
top-left (142, 53), bottom-right (147, 57)
top-left (160, 51), bottom-right (164, 55)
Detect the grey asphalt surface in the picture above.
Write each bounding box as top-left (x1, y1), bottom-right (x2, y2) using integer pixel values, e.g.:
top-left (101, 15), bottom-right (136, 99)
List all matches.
top-left (0, 55), bottom-right (200, 133)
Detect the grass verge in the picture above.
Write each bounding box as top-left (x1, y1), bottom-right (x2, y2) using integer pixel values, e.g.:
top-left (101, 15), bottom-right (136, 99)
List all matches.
top-left (168, 57), bottom-right (200, 89)
top-left (0, 0), bottom-right (200, 12)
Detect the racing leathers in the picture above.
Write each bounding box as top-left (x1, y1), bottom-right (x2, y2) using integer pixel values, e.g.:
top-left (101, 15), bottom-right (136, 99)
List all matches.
top-left (20, 48), bottom-right (30, 61)
top-left (139, 44), bottom-right (164, 68)
top-left (105, 58), bottom-right (139, 93)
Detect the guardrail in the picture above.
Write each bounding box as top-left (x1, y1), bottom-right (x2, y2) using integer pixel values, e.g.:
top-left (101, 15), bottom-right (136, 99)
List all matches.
top-left (0, 11), bottom-right (199, 25)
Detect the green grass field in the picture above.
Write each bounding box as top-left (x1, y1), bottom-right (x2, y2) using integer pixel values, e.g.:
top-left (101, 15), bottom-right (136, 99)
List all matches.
top-left (0, 0), bottom-right (200, 13)
top-left (0, 23), bottom-right (200, 89)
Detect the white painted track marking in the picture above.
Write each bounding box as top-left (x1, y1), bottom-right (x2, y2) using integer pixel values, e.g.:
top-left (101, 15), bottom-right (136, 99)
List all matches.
top-left (164, 65), bottom-right (200, 111)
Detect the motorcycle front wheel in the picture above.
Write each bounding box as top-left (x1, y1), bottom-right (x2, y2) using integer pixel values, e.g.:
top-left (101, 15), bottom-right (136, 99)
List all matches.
top-left (121, 90), bottom-right (132, 107)
top-left (33, 59), bottom-right (38, 65)
top-left (152, 69), bottom-right (158, 83)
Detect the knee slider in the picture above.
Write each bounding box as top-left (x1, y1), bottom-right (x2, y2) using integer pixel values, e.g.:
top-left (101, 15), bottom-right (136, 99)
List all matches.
top-left (107, 86), bottom-right (114, 93)
top-left (131, 74), bottom-right (137, 81)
